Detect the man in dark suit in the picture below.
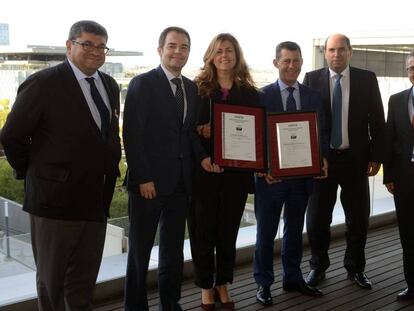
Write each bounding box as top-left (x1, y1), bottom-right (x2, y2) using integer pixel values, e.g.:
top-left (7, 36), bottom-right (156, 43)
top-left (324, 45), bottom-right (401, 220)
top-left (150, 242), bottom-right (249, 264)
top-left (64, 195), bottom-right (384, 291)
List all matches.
top-left (254, 41), bottom-right (328, 306)
top-left (0, 20), bottom-right (121, 310)
top-left (383, 50), bottom-right (414, 301)
top-left (303, 34), bottom-right (385, 289)
top-left (123, 27), bottom-right (213, 311)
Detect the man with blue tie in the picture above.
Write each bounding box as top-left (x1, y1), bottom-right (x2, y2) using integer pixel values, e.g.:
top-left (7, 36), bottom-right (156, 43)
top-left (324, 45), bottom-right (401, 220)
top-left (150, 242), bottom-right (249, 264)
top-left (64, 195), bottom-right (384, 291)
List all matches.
top-left (303, 34), bottom-right (385, 290)
top-left (254, 41), bottom-right (328, 306)
top-left (123, 26), bottom-right (214, 310)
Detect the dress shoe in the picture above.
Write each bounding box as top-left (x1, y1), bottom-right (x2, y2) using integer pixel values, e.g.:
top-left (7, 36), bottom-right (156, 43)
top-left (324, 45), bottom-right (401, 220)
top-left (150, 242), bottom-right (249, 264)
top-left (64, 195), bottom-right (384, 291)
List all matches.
top-left (306, 269), bottom-right (326, 287)
top-left (283, 279), bottom-right (323, 296)
top-left (201, 302), bottom-right (215, 311)
top-left (397, 288), bottom-right (414, 301)
top-left (214, 287), bottom-right (235, 310)
top-left (256, 285), bottom-right (272, 306)
top-left (348, 272), bottom-right (372, 289)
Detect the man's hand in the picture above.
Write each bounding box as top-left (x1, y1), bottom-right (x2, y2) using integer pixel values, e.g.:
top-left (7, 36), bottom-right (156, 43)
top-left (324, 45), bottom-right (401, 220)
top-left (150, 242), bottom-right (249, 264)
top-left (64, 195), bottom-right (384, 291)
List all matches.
top-left (315, 157), bottom-right (328, 179)
top-left (255, 172), bottom-right (282, 184)
top-left (367, 162), bottom-right (381, 176)
top-left (385, 182), bottom-right (394, 194)
top-left (196, 123), bottom-right (211, 139)
top-left (201, 157), bottom-right (223, 173)
top-left (139, 182), bottom-right (156, 199)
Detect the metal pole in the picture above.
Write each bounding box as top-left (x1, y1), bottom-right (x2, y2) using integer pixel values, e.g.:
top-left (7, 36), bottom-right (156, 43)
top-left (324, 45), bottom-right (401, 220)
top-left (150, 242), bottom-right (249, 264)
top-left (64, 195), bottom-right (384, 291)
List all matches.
top-left (5, 201), bottom-right (10, 258)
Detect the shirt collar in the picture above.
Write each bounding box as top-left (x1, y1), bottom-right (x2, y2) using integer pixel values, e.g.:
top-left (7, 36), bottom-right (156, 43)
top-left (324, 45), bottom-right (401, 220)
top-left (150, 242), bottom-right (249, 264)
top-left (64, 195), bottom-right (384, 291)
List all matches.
top-left (67, 58), bottom-right (99, 81)
top-left (277, 79), bottom-right (299, 92)
top-left (329, 65), bottom-right (350, 79)
top-left (160, 64), bottom-right (182, 82)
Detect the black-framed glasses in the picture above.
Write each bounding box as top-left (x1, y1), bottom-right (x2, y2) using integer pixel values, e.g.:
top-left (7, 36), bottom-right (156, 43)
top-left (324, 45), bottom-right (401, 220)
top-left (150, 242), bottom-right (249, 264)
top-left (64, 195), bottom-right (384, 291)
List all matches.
top-left (406, 66), bottom-right (414, 74)
top-left (71, 40), bottom-right (110, 54)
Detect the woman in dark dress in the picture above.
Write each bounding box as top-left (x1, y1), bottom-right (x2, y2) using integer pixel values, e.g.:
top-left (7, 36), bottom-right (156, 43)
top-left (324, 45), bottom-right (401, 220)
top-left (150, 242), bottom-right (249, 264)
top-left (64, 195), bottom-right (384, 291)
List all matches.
top-left (189, 33), bottom-right (259, 310)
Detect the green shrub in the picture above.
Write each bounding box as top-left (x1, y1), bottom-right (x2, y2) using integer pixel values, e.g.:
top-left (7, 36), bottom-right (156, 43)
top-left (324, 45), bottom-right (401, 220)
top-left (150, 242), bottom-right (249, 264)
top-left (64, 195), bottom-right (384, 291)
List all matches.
top-left (0, 157), bottom-right (129, 218)
top-left (0, 158), bottom-right (25, 203)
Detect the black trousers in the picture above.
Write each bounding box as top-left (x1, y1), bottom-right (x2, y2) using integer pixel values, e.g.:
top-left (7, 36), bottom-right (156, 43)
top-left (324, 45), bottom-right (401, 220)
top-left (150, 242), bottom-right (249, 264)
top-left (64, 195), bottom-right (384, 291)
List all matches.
top-left (188, 170), bottom-right (250, 289)
top-left (306, 150), bottom-right (370, 273)
top-left (394, 178), bottom-right (414, 288)
top-left (125, 183), bottom-right (188, 311)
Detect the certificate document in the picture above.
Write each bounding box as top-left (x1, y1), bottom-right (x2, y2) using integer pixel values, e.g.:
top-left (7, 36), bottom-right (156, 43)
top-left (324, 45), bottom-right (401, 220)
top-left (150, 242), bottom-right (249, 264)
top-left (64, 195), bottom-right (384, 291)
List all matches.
top-left (276, 121), bottom-right (312, 169)
top-left (222, 112), bottom-right (256, 161)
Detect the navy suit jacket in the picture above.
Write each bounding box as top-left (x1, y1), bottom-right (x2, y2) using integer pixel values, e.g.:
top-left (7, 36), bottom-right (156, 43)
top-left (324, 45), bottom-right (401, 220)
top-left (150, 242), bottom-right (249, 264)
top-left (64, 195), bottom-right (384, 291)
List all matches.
top-left (303, 67), bottom-right (385, 169)
top-left (0, 60), bottom-right (121, 222)
top-left (383, 87), bottom-right (414, 184)
top-left (123, 66), bottom-right (206, 196)
top-left (260, 80), bottom-right (329, 158)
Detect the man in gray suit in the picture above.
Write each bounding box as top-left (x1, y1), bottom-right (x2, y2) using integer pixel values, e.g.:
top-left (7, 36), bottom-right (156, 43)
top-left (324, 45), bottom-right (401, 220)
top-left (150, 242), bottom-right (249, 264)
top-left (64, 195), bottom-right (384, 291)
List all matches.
top-left (1, 20), bottom-right (121, 310)
top-left (383, 50), bottom-right (414, 301)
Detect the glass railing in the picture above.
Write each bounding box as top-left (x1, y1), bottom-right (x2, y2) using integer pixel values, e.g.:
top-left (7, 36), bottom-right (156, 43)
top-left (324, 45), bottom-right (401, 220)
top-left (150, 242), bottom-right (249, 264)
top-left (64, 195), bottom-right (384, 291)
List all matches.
top-left (0, 167), bottom-right (396, 308)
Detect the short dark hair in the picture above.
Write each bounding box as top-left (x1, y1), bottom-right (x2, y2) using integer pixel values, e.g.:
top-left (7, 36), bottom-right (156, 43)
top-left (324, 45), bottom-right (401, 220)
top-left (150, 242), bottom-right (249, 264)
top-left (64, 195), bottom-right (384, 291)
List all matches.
top-left (158, 26), bottom-right (191, 49)
top-left (68, 20), bottom-right (108, 41)
top-left (275, 41), bottom-right (302, 59)
top-left (324, 34), bottom-right (351, 50)
top-left (406, 50), bottom-right (414, 66)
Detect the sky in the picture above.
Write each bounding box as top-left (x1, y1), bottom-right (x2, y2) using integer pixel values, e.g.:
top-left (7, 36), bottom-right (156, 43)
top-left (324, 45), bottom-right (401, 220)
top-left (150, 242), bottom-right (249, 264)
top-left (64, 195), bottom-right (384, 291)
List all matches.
top-left (1, 0), bottom-right (413, 73)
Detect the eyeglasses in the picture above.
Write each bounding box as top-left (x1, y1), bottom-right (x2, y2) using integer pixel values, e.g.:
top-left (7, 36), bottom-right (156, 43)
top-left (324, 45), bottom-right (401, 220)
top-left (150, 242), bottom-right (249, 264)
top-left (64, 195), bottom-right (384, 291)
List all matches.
top-left (71, 40), bottom-right (110, 54)
top-left (406, 66), bottom-right (414, 74)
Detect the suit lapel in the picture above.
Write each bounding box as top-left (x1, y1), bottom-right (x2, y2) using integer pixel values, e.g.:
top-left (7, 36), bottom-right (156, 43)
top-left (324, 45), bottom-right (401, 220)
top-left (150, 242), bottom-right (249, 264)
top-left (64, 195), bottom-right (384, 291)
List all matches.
top-left (182, 78), bottom-right (194, 129)
top-left (272, 81), bottom-right (284, 112)
top-left (321, 68), bottom-right (331, 111)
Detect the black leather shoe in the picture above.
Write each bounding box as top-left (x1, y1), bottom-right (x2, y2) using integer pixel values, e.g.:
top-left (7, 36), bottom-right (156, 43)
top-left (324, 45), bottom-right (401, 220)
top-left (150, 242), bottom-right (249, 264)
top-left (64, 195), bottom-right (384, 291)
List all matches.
top-left (397, 288), bottom-right (414, 301)
top-left (306, 269), bottom-right (326, 287)
top-left (283, 279), bottom-right (323, 296)
top-left (256, 285), bottom-right (272, 306)
top-left (348, 272), bottom-right (372, 289)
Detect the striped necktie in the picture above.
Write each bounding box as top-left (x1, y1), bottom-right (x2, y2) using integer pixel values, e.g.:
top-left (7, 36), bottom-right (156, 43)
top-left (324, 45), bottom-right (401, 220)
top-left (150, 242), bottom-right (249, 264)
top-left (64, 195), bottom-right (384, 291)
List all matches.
top-left (85, 77), bottom-right (110, 142)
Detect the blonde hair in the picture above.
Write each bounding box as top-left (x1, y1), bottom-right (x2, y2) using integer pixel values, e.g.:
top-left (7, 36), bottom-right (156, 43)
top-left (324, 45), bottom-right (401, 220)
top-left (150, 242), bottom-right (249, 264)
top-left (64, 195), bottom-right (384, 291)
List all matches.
top-left (195, 33), bottom-right (255, 98)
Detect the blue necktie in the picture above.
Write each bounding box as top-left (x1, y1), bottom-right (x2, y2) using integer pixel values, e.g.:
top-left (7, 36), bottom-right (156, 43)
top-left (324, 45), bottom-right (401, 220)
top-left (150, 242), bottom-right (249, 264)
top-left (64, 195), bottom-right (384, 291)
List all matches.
top-left (286, 87), bottom-right (296, 111)
top-left (171, 78), bottom-right (184, 123)
top-left (85, 77), bottom-right (110, 142)
top-left (331, 75), bottom-right (342, 148)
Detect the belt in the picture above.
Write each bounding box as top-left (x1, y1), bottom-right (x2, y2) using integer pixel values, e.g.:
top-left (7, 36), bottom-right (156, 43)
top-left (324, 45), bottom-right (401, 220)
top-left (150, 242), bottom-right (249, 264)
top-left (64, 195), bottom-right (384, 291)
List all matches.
top-left (329, 148), bottom-right (350, 155)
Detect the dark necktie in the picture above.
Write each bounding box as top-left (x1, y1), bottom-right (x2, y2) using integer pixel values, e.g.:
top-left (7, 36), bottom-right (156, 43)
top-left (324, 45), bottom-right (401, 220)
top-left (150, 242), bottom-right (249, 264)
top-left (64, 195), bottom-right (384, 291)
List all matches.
top-left (331, 74), bottom-right (343, 148)
top-left (85, 77), bottom-right (110, 142)
top-left (171, 78), bottom-right (184, 123)
top-left (286, 87), bottom-right (296, 111)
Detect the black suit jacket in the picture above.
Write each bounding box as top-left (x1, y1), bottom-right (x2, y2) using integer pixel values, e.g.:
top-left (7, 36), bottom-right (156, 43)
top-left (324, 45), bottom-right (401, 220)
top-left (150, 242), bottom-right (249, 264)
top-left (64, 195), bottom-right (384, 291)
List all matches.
top-left (0, 60), bottom-right (121, 222)
top-left (303, 66), bottom-right (385, 170)
top-left (123, 66), bottom-right (206, 196)
top-left (383, 87), bottom-right (414, 184)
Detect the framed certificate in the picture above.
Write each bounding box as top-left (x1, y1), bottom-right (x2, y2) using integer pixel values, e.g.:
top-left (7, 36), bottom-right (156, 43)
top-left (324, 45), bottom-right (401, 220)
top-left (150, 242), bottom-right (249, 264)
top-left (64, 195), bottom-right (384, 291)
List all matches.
top-left (267, 111), bottom-right (321, 178)
top-left (212, 103), bottom-right (267, 172)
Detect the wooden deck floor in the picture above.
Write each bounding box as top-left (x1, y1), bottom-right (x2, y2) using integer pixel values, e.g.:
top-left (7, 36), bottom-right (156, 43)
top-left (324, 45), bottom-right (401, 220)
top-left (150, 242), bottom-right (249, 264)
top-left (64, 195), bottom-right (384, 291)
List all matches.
top-left (96, 224), bottom-right (414, 311)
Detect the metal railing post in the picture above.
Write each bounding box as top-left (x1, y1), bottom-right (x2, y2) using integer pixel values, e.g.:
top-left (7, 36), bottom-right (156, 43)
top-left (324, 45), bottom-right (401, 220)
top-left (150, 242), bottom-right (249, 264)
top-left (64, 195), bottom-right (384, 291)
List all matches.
top-left (5, 200), bottom-right (11, 258)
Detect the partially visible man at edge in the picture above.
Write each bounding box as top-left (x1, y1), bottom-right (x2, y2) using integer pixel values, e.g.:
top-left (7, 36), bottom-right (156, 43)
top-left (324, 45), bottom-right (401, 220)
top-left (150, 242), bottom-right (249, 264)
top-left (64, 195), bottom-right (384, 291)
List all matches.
top-left (383, 50), bottom-right (414, 301)
top-left (0, 20), bottom-right (121, 310)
